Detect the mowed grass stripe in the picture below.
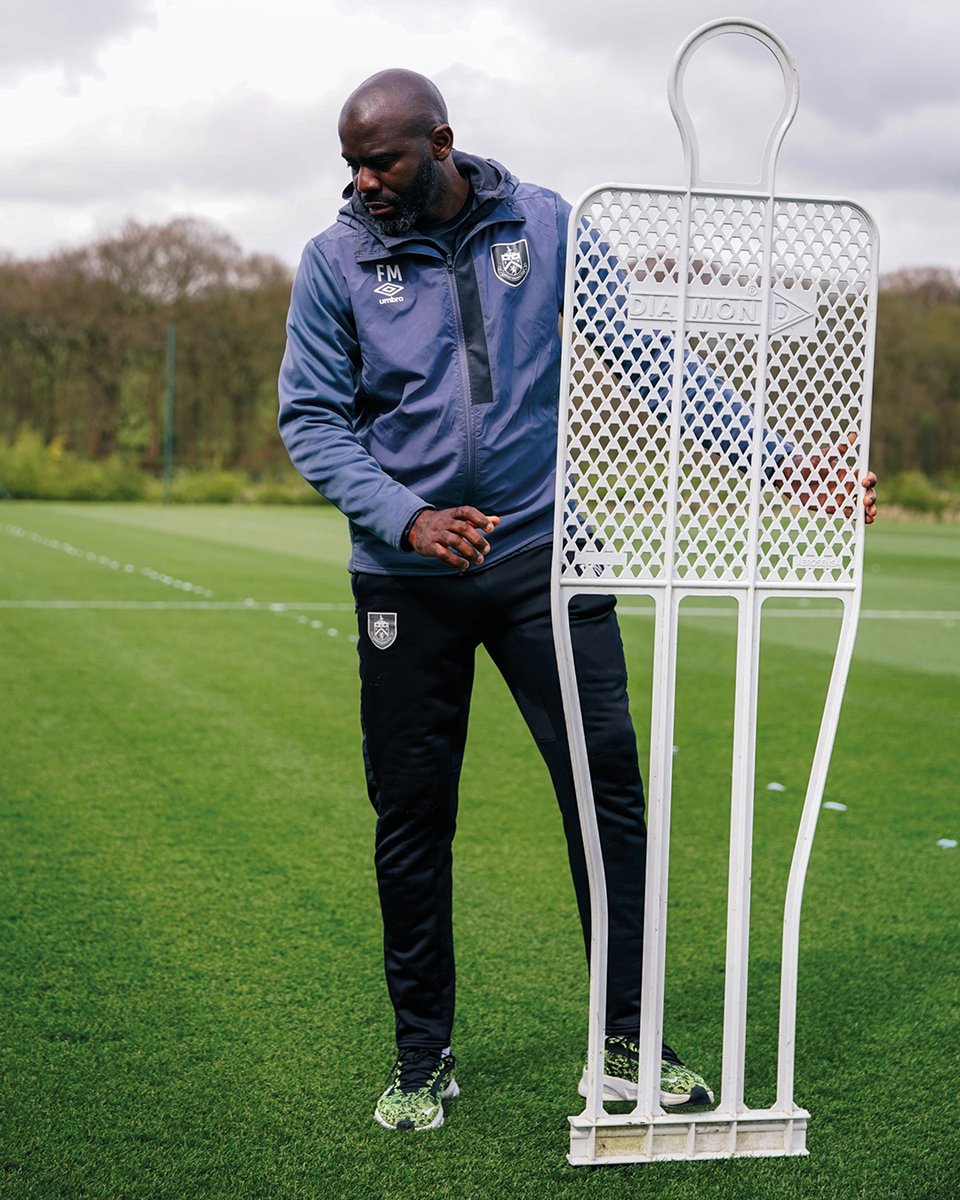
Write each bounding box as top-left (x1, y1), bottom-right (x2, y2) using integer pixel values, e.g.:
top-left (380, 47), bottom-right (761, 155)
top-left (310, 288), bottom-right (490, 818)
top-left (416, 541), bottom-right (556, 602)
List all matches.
top-left (1, 585), bottom-right (382, 1197)
top-left (1, 503), bottom-right (958, 1200)
top-left (3, 503), bottom-right (351, 602)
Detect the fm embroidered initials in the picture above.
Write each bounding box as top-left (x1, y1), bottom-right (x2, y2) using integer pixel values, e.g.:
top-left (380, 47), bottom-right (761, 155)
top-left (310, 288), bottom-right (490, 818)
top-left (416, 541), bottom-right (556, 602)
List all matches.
top-left (374, 264), bottom-right (405, 303)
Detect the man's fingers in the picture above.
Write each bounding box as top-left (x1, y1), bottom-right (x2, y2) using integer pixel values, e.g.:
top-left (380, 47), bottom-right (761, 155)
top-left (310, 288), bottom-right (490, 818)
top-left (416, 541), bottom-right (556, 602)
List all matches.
top-left (452, 506), bottom-right (500, 533)
top-left (441, 523), bottom-right (489, 562)
top-left (425, 536), bottom-right (484, 569)
top-left (408, 507), bottom-right (501, 567)
top-left (788, 449), bottom-right (879, 524)
top-left (450, 519), bottom-right (491, 550)
top-left (861, 470), bottom-right (878, 524)
top-left (426, 533), bottom-right (479, 570)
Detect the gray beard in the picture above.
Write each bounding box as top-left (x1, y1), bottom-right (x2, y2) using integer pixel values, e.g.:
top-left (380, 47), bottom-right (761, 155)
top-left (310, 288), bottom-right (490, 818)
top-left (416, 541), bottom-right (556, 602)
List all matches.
top-left (370, 209), bottom-right (420, 238)
top-left (366, 155), bottom-right (438, 238)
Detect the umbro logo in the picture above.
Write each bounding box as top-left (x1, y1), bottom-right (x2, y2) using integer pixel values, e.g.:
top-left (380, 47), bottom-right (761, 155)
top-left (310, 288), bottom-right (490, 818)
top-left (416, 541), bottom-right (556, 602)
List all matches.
top-left (373, 264), bottom-right (406, 305)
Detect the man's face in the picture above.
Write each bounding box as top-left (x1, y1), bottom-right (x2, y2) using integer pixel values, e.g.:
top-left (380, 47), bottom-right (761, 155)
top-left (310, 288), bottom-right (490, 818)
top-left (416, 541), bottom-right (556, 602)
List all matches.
top-left (340, 116), bottom-right (442, 237)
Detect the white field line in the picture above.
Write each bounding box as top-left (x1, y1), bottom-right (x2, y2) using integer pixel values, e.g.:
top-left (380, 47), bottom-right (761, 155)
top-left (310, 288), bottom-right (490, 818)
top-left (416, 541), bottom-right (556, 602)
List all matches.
top-left (2, 522), bottom-right (216, 598)
top-left (0, 600), bottom-right (353, 611)
top-left (0, 596), bottom-right (359, 641)
top-left (0, 521), bottom-right (362, 636)
top-left (0, 599), bottom-right (955, 622)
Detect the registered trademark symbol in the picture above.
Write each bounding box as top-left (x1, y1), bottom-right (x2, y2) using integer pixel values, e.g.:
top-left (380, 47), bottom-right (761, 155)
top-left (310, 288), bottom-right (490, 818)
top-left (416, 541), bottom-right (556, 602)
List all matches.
top-left (748, 285), bottom-right (758, 296)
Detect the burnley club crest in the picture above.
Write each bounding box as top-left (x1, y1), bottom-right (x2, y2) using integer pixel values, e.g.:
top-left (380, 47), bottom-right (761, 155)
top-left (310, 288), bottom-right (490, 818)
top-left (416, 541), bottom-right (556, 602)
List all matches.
top-left (491, 239), bottom-right (530, 287)
top-left (367, 611), bottom-right (397, 650)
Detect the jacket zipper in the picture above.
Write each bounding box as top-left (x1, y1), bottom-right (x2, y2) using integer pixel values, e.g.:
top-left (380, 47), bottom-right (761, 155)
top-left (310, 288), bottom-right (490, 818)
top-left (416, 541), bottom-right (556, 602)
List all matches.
top-left (446, 252), bottom-right (477, 503)
top-left (440, 214), bottom-right (524, 506)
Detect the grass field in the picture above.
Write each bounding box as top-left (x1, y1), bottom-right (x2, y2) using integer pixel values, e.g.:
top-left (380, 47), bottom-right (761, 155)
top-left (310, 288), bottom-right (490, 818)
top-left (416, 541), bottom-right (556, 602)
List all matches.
top-left (1, 502), bottom-right (957, 1200)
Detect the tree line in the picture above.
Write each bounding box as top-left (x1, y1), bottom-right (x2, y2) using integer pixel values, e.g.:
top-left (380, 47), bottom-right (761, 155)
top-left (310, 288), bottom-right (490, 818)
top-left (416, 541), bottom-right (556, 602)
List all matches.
top-left (1, 218), bottom-right (958, 483)
top-left (0, 218), bottom-right (293, 479)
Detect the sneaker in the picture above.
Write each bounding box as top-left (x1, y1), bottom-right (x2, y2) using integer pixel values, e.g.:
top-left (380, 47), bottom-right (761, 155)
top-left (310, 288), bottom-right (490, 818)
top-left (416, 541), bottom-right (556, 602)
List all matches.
top-left (578, 1036), bottom-right (714, 1107)
top-left (374, 1049), bottom-right (460, 1131)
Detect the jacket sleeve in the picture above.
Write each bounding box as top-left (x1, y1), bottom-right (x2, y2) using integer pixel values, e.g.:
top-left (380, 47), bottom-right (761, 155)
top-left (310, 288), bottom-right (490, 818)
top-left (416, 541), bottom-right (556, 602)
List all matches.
top-left (575, 223), bottom-right (792, 474)
top-left (277, 239), bottom-right (429, 549)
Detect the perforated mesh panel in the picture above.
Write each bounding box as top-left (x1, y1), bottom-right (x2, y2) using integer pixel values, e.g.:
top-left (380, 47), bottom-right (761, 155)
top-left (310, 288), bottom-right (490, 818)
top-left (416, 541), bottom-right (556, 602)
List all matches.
top-left (558, 188), bottom-right (877, 588)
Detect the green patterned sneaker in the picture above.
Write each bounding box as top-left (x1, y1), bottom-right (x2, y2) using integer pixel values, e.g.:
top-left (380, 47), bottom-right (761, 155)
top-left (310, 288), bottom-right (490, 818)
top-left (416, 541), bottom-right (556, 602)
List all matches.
top-left (374, 1049), bottom-right (459, 1131)
top-left (578, 1036), bottom-right (714, 1107)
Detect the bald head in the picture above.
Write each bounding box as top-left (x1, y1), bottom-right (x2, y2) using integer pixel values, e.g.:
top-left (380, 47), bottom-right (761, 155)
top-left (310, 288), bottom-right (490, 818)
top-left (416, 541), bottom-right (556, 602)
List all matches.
top-left (338, 69), bottom-right (448, 141)
top-left (338, 68), bottom-right (468, 235)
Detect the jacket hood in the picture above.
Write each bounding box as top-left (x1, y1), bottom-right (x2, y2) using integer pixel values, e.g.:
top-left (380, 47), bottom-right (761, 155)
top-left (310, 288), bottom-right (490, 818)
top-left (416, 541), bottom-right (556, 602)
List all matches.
top-left (338, 151), bottom-right (519, 253)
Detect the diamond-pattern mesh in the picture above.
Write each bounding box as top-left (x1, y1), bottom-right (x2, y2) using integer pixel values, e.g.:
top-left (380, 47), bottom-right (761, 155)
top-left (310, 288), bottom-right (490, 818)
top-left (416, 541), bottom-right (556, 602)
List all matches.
top-left (559, 189), bottom-right (877, 587)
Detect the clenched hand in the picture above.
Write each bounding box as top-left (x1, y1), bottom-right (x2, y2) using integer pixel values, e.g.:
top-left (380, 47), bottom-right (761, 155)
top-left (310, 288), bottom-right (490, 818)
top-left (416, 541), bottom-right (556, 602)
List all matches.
top-left (408, 507), bottom-right (501, 570)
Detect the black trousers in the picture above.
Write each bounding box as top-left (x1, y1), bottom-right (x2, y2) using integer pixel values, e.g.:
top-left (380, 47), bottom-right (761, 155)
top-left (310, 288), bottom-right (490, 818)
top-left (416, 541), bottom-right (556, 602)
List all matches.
top-left (351, 543), bottom-right (647, 1051)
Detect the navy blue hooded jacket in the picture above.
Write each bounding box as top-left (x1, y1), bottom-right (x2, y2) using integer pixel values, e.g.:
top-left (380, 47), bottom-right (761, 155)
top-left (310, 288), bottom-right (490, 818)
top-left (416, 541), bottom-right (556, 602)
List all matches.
top-left (279, 152), bottom-right (568, 575)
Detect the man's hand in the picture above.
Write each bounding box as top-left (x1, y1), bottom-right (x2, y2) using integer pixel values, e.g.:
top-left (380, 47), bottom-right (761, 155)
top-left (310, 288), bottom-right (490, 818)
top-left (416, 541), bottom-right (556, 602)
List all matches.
top-left (783, 438), bottom-right (878, 525)
top-left (408, 507), bottom-right (501, 570)
top-left (860, 470), bottom-right (878, 524)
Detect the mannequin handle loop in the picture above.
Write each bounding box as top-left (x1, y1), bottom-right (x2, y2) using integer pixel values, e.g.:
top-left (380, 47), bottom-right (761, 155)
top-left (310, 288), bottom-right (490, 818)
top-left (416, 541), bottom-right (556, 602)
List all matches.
top-left (668, 18), bottom-right (800, 192)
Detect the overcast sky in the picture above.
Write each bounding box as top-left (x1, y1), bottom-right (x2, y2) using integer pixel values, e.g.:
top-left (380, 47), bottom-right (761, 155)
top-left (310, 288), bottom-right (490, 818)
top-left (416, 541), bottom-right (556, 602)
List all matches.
top-left (2, 0), bottom-right (958, 273)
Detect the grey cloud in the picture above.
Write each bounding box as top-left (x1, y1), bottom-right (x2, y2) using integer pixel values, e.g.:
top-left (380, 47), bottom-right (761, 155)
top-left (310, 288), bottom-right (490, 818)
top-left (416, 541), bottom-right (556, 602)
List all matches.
top-left (434, 5), bottom-right (960, 201)
top-left (435, 62), bottom-right (680, 203)
top-left (0, 87), bottom-right (337, 205)
top-left (335, 0), bottom-right (960, 135)
top-left (780, 2), bottom-right (960, 131)
top-left (524, 0), bottom-right (960, 125)
top-left (319, 0), bottom-right (960, 208)
top-left (0, 80), bottom-right (367, 263)
top-left (0, 0), bottom-right (157, 85)
top-left (783, 100), bottom-right (960, 197)
top-left (2, 1), bottom-right (956, 273)
top-left (868, 190), bottom-right (960, 273)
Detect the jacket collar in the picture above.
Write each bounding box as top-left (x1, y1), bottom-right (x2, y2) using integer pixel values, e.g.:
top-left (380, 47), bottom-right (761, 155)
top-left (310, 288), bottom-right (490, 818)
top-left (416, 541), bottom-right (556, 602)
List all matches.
top-left (339, 151), bottom-right (522, 259)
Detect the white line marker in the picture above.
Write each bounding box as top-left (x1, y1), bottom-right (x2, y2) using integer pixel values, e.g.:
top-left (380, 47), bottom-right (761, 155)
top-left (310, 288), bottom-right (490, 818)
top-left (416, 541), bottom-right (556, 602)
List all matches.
top-left (0, 600), bottom-right (354, 611)
top-left (3, 522), bottom-right (215, 598)
top-left (0, 598), bottom-right (953, 622)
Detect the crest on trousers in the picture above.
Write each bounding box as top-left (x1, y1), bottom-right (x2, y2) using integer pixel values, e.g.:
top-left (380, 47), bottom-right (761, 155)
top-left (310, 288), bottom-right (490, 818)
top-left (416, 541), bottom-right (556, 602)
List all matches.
top-left (491, 239), bottom-right (530, 287)
top-left (367, 611), bottom-right (397, 650)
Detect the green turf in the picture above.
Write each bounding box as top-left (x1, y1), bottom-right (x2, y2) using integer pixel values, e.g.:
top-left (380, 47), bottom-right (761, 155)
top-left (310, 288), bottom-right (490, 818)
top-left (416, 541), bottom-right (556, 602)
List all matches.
top-left (1, 504), bottom-right (957, 1199)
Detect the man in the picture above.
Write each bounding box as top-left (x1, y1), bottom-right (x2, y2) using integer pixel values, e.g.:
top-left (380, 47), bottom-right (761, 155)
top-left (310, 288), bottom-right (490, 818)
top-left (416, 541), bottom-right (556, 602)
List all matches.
top-left (278, 69), bottom-right (878, 1133)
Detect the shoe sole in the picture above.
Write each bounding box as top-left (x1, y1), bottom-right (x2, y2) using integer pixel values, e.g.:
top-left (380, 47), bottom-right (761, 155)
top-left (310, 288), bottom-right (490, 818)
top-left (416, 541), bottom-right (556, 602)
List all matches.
top-left (579, 1070), bottom-right (714, 1107)
top-left (374, 1079), bottom-right (460, 1131)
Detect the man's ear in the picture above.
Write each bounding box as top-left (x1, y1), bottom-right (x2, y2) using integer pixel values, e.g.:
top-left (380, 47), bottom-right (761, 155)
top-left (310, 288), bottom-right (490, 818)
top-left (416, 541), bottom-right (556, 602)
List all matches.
top-left (430, 124), bottom-right (455, 161)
